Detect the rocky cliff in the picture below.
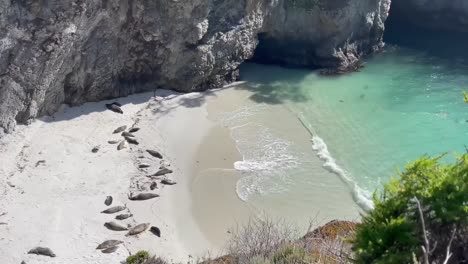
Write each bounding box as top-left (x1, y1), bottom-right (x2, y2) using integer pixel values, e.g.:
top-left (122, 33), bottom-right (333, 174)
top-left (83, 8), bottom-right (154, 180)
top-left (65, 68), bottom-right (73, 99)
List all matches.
top-left (0, 0), bottom-right (390, 136)
top-left (390, 0), bottom-right (468, 32)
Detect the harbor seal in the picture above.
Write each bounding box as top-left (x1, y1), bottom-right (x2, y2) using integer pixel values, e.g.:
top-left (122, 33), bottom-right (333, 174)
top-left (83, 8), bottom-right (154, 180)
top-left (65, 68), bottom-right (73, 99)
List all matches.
top-left (104, 221), bottom-right (128, 231)
top-left (129, 127), bottom-right (140, 133)
top-left (91, 146), bottom-right (100, 153)
top-left (150, 226), bottom-right (161, 237)
top-left (101, 246), bottom-right (119, 253)
top-left (125, 137), bottom-right (139, 145)
top-left (28, 247), bottom-right (56, 257)
top-left (117, 140), bottom-right (128, 150)
top-left (104, 196), bottom-right (113, 206)
top-left (126, 223), bottom-right (150, 236)
top-left (128, 192), bottom-right (159, 201)
top-left (150, 182), bottom-right (157, 190)
top-left (105, 103), bottom-right (123, 114)
top-left (161, 179), bottom-right (177, 185)
top-left (146, 149), bottom-right (163, 159)
top-left (151, 168), bottom-right (172, 177)
top-left (115, 213), bottom-right (133, 220)
top-left (113, 125), bottom-right (127, 134)
top-left (108, 140), bottom-right (120, 144)
top-left (96, 240), bottom-right (123, 250)
top-left (101, 205), bottom-right (126, 214)
top-left (121, 131), bottom-right (135, 138)
top-left (138, 163), bottom-right (150, 168)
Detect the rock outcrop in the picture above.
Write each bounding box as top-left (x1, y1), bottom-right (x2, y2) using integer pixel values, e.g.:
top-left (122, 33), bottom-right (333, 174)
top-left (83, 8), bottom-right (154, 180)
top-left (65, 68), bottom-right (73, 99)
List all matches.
top-left (254, 0), bottom-right (391, 68)
top-left (390, 0), bottom-right (468, 32)
top-left (0, 0), bottom-right (390, 136)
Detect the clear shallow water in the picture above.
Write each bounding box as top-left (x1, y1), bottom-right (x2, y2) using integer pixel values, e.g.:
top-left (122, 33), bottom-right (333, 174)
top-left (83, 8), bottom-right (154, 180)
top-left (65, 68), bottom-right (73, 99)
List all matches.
top-left (233, 46), bottom-right (468, 209)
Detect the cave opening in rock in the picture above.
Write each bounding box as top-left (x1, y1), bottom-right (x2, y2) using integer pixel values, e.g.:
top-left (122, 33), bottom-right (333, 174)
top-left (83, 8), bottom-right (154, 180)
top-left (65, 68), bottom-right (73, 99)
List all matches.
top-left (384, 1), bottom-right (468, 60)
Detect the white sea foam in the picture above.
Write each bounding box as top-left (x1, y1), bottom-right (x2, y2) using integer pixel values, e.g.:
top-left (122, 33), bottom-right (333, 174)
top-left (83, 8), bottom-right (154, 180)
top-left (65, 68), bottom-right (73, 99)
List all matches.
top-left (218, 104), bottom-right (301, 201)
top-left (311, 135), bottom-right (374, 211)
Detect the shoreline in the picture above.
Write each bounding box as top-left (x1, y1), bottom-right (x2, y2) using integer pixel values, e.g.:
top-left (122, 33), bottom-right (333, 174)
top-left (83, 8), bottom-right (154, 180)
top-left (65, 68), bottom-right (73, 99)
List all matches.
top-left (0, 85), bottom-right (362, 263)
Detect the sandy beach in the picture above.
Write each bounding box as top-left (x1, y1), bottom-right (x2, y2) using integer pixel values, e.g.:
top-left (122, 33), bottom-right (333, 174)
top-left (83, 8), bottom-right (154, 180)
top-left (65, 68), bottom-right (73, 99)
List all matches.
top-left (0, 90), bottom-right (220, 263)
top-left (0, 85), bottom-right (361, 264)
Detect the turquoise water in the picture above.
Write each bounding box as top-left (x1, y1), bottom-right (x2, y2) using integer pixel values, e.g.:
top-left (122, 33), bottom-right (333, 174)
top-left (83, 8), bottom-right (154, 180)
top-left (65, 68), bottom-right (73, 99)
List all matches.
top-left (238, 46), bottom-right (468, 209)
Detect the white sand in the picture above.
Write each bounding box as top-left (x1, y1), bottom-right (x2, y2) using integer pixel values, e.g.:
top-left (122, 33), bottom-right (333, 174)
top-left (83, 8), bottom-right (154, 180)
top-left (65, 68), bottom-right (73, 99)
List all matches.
top-left (0, 91), bottom-right (216, 264)
top-left (0, 86), bottom-right (361, 264)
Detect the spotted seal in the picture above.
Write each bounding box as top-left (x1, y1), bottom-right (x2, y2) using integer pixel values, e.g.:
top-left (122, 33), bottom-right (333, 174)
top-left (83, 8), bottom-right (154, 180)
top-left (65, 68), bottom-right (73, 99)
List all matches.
top-left (101, 205), bottom-right (126, 214)
top-left (96, 240), bottom-right (123, 250)
top-left (126, 223), bottom-right (150, 236)
top-left (28, 247), bottom-right (56, 257)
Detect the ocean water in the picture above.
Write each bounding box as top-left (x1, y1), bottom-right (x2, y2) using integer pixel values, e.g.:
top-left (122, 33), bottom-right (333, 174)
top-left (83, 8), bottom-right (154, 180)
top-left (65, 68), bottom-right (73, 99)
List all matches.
top-left (225, 45), bottom-right (468, 211)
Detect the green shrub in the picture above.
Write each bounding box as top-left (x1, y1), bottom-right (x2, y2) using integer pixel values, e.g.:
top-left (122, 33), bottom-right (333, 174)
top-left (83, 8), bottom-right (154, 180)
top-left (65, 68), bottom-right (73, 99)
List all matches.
top-left (353, 154), bottom-right (468, 264)
top-left (127, 250), bottom-right (150, 264)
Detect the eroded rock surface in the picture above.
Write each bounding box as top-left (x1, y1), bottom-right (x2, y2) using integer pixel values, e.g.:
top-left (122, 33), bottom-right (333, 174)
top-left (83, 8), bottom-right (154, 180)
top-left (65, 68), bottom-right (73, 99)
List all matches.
top-left (0, 0), bottom-right (391, 136)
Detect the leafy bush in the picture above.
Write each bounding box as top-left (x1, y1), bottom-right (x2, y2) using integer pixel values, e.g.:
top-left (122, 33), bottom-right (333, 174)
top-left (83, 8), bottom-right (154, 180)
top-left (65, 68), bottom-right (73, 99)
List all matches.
top-left (353, 154), bottom-right (468, 264)
top-left (127, 250), bottom-right (150, 264)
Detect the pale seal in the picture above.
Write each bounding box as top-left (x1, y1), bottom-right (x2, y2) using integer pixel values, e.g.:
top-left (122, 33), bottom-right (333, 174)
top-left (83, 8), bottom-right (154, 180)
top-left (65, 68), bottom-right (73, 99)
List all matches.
top-left (117, 140), bottom-right (128, 150)
top-left (101, 246), bottom-right (119, 253)
top-left (96, 240), bottom-right (123, 250)
top-left (126, 223), bottom-right (150, 236)
top-left (104, 221), bottom-right (128, 231)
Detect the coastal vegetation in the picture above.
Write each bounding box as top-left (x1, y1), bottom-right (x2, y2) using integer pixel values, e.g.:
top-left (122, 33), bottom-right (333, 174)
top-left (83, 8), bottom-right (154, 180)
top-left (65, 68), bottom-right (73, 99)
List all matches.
top-left (134, 154), bottom-right (467, 264)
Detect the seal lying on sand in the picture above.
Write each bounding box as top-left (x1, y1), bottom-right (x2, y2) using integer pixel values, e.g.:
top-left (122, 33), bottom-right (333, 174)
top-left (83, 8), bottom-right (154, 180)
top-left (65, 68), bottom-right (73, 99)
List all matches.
top-left (117, 140), bottom-right (128, 150)
top-left (150, 168), bottom-right (172, 177)
top-left (105, 103), bottom-right (123, 114)
top-left (146, 149), bottom-right (163, 159)
top-left (113, 125), bottom-right (127, 134)
top-left (128, 193), bottom-right (159, 201)
top-left (126, 223), bottom-right (150, 236)
top-left (161, 179), bottom-right (177, 185)
top-left (150, 226), bottom-right (161, 237)
top-left (125, 137), bottom-right (139, 145)
top-left (104, 221), bottom-right (128, 231)
top-left (104, 196), bottom-right (113, 206)
top-left (121, 131), bottom-right (135, 138)
top-left (115, 213), bottom-right (133, 220)
top-left (101, 246), bottom-right (119, 253)
top-left (101, 205), bottom-right (126, 214)
top-left (96, 240), bottom-right (123, 250)
top-left (129, 127), bottom-right (140, 133)
top-left (139, 163), bottom-right (150, 168)
top-left (108, 140), bottom-right (120, 144)
top-left (28, 247), bottom-right (56, 257)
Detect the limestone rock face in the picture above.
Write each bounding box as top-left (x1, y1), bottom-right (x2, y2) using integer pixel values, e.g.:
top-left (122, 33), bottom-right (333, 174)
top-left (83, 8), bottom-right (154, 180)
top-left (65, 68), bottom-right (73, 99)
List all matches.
top-left (390, 0), bottom-right (468, 32)
top-left (0, 0), bottom-right (390, 135)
